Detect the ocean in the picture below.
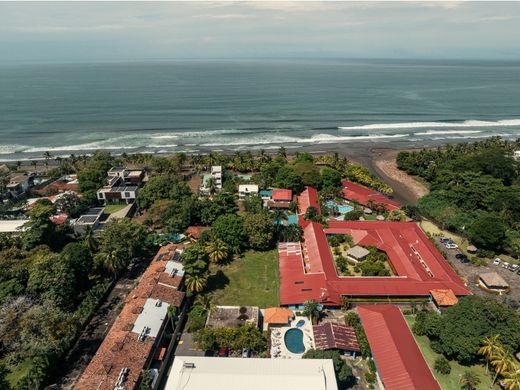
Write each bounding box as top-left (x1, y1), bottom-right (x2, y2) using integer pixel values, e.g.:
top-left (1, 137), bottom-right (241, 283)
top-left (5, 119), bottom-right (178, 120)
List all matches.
top-left (1, 58), bottom-right (519, 160)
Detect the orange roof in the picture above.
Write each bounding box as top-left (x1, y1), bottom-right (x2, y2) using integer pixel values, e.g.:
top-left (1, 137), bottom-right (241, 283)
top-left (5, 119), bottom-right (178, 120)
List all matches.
top-left (186, 226), bottom-right (210, 239)
top-left (272, 189), bottom-right (293, 202)
top-left (264, 307), bottom-right (294, 324)
top-left (430, 289), bottom-right (458, 307)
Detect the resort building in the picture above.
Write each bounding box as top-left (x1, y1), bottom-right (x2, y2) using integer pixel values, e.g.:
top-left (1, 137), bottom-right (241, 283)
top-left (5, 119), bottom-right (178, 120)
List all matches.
top-left (211, 165), bottom-right (222, 188)
top-left (279, 220), bottom-right (471, 307)
top-left (164, 356), bottom-right (338, 390)
top-left (341, 180), bottom-right (400, 212)
top-left (358, 305), bottom-right (441, 390)
top-left (430, 289), bottom-right (458, 311)
top-left (238, 184), bottom-right (259, 199)
top-left (262, 307), bottom-right (295, 330)
top-left (297, 187), bottom-right (320, 215)
top-left (75, 244), bottom-right (185, 390)
top-left (267, 188), bottom-right (293, 209)
top-left (96, 167), bottom-right (145, 204)
top-left (312, 322), bottom-right (360, 355)
top-left (205, 306), bottom-right (260, 329)
top-left (478, 272), bottom-right (510, 294)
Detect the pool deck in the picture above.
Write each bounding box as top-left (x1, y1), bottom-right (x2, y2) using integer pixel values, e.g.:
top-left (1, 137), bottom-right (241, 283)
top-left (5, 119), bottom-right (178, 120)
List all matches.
top-left (270, 316), bottom-right (315, 359)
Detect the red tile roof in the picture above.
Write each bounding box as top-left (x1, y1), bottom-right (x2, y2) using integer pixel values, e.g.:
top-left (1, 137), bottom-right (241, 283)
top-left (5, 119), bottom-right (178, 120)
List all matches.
top-left (313, 323), bottom-right (360, 352)
top-left (357, 305), bottom-right (440, 390)
top-left (272, 188), bottom-right (293, 202)
top-left (75, 244), bottom-right (185, 390)
top-left (430, 289), bottom-right (458, 307)
top-left (341, 180), bottom-right (400, 211)
top-left (186, 226), bottom-right (210, 239)
top-left (297, 187), bottom-right (320, 215)
top-left (279, 221), bottom-right (470, 306)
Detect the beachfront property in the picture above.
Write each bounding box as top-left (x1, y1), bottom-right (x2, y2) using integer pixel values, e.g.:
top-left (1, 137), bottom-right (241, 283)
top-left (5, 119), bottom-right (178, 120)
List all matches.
top-left (341, 179), bottom-right (400, 212)
top-left (200, 165), bottom-right (223, 194)
top-left (266, 188), bottom-right (293, 209)
top-left (72, 207), bottom-right (105, 235)
top-left (75, 244), bottom-right (185, 390)
top-left (6, 174), bottom-right (33, 198)
top-left (238, 184), bottom-right (259, 199)
top-left (96, 167), bottom-right (145, 204)
top-left (279, 219), bottom-right (471, 307)
top-left (164, 356), bottom-right (338, 390)
top-left (358, 305), bottom-right (441, 390)
top-left (297, 186), bottom-right (320, 215)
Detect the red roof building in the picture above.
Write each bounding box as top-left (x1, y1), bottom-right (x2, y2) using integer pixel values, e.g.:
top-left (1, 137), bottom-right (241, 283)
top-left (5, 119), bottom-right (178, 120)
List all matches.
top-left (279, 220), bottom-right (470, 306)
top-left (272, 189), bottom-right (293, 202)
top-left (341, 179), bottom-right (400, 211)
top-left (75, 244), bottom-right (185, 390)
top-left (297, 187), bottom-right (320, 215)
top-left (357, 305), bottom-right (440, 390)
top-left (313, 322), bottom-right (360, 352)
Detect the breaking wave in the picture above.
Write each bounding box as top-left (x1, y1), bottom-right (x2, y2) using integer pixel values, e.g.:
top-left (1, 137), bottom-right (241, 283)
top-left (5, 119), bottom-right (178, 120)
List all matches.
top-left (338, 119), bottom-right (520, 131)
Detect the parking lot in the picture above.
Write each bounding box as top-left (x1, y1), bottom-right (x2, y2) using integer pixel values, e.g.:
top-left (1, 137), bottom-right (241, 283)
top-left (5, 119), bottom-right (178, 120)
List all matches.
top-left (435, 237), bottom-right (520, 307)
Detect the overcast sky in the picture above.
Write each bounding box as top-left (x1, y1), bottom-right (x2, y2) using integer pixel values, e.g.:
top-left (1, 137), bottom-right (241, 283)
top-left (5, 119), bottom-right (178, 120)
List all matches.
top-left (1, 1), bottom-right (519, 63)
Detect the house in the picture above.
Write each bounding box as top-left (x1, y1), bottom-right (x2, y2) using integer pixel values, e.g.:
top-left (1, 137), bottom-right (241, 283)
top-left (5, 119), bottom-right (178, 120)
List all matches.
top-left (358, 305), bottom-right (441, 390)
top-left (6, 174), bottom-right (32, 197)
top-left (263, 307), bottom-right (294, 330)
top-left (346, 245), bottom-right (370, 262)
top-left (0, 219), bottom-right (29, 234)
top-left (430, 289), bottom-right (458, 311)
top-left (201, 166), bottom-right (223, 194)
top-left (72, 207), bottom-right (105, 235)
top-left (312, 322), bottom-right (360, 355)
top-left (96, 167), bottom-right (145, 204)
top-left (238, 184), bottom-right (259, 199)
top-left (267, 188), bottom-right (293, 209)
top-left (164, 357), bottom-right (338, 390)
top-left (186, 226), bottom-right (211, 241)
top-left (478, 272), bottom-right (510, 294)
top-left (75, 244), bottom-right (185, 390)
top-left (205, 306), bottom-right (260, 329)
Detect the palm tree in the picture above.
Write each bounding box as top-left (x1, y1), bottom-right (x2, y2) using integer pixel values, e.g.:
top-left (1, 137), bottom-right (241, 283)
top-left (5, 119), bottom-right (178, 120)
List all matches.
top-left (43, 151), bottom-right (52, 168)
top-left (479, 335), bottom-right (501, 374)
top-left (167, 305), bottom-right (178, 330)
top-left (205, 239), bottom-right (228, 264)
top-left (491, 348), bottom-right (514, 387)
top-left (84, 225), bottom-right (98, 253)
top-left (196, 294), bottom-right (214, 315)
top-left (303, 300), bottom-right (320, 324)
top-left (185, 274), bottom-right (208, 293)
top-left (503, 369), bottom-right (520, 390)
top-left (96, 250), bottom-right (127, 278)
top-left (459, 371), bottom-right (481, 390)
top-left (207, 177), bottom-right (218, 196)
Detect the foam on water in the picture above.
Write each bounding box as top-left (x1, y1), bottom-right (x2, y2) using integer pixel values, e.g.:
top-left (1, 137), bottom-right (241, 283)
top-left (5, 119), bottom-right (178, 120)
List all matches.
top-left (338, 119), bottom-right (520, 131)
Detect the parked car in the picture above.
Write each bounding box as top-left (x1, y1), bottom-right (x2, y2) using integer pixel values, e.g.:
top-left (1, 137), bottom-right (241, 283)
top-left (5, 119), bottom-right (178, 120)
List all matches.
top-left (455, 253), bottom-right (464, 259)
top-left (493, 258), bottom-right (501, 265)
top-left (218, 347), bottom-right (229, 357)
top-left (445, 243), bottom-right (458, 249)
top-left (502, 262), bottom-right (510, 269)
top-left (440, 237), bottom-right (450, 244)
top-left (242, 348), bottom-right (251, 358)
top-left (509, 264), bottom-right (519, 272)
top-left (516, 269), bottom-right (520, 276)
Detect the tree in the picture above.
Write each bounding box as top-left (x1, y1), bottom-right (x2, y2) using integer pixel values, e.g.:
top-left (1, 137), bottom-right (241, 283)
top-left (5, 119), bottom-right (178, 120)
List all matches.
top-left (304, 206), bottom-right (320, 222)
top-left (344, 210), bottom-right (363, 221)
top-left (459, 371), bottom-right (481, 390)
top-left (137, 175), bottom-right (191, 209)
top-left (211, 214), bottom-right (247, 254)
top-left (205, 239), bottom-right (229, 264)
top-left (185, 274), bottom-right (208, 293)
top-left (138, 369), bottom-right (154, 390)
top-left (491, 348), bottom-right (514, 387)
top-left (468, 213), bottom-right (507, 251)
top-left (0, 362), bottom-right (11, 390)
top-left (166, 305), bottom-right (178, 330)
top-left (503, 369), bottom-right (520, 390)
top-left (303, 300), bottom-right (320, 324)
top-left (303, 349), bottom-right (356, 389)
top-left (478, 335), bottom-right (502, 374)
top-left (344, 312), bottom-right (360, 327)
top-left (320, 167), bottom-right (342, 189)
top-left (434, 356), bottom-right (451, 375)
top-left (243, 213), bottom-right (275, 250)
top-left (387, 209), bottom-right (407, 222)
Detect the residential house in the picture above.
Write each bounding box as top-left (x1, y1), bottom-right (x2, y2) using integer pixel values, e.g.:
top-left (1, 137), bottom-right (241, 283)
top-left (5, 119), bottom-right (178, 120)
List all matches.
top-left (72, 207), bottom-right (105, 235)
top-left (6, 174), bottom-right (32, 197)
top-left (238, 184), bottom-right (259, 199)
top-left (267, 189), bottom-right (293, 209)
top-left (97, 167), bottom-right (145, 204)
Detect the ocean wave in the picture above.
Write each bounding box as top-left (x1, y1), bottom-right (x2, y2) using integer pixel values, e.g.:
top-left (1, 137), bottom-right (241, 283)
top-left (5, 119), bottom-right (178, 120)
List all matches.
top-left (338, 119), bottom-right (520, 131)
top-left (151, 129), bottom-right (248, 139)
top-left (414, 130), bottom-right (483, 136)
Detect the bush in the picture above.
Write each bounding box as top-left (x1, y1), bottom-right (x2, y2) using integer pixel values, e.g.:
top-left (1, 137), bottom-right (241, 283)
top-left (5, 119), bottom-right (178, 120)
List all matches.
top-left (185, 305), bottom-right (208, 332)
top-left (434, 356), bottom-right (451, 375)
top-left (344, 210), bottom-right (364, 221)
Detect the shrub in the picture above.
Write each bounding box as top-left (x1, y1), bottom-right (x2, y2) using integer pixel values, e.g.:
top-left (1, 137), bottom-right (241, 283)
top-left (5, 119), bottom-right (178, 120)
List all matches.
top-left (434, 356), bottom-right (451, 375)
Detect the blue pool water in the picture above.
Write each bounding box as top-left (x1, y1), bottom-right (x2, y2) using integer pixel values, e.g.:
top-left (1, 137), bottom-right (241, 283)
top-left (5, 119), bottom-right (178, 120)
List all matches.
top-left (325, 200), bottom-right (353, 215)
top-left (295, 319), bottom-right (306, 328)
top-left (284, 328), bottom-right (305, 354)
top-left (287, 214), bottom-right (298, 225)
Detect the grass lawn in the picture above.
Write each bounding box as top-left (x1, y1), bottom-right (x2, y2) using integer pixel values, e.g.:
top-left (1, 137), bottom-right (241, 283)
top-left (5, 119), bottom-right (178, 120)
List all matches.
top-left (103, 204), bottom-right (127, 214)
top-left (404, 315), bottom-right (498, 390)
top-left (208, 249), bottom-right (279, 308)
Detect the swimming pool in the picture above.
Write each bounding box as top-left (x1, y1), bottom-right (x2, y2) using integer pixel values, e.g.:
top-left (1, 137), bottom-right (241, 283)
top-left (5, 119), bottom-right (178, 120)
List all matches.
top-left (284, 328), bottom-right (305, 354)
top-left (295, 319), bottom-right (306, 327)
top-left (325, 200), bottom-right (354, 215)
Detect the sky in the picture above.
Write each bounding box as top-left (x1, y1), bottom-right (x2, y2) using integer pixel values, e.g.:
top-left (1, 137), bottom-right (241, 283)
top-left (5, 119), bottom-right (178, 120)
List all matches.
top-left (0, 1), bottom-right (519, 63)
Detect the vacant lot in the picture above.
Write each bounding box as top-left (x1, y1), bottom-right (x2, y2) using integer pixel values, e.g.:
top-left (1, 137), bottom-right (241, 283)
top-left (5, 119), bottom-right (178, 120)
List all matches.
top-left (208, 250), bottom-right (280, 308)
top-left (404, 315), bottom-right (498, 390)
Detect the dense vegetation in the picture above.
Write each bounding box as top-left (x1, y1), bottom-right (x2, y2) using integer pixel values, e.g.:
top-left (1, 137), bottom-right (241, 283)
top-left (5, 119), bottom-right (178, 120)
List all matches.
top-left (303, 349), bottom-right (356, 389)
top-left (397, 137), bottom-right (520, 254)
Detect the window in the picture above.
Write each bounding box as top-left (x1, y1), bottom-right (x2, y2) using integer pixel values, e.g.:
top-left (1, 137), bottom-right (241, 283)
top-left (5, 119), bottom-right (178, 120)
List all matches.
top-left (124, 192), bottom-right (131, 198)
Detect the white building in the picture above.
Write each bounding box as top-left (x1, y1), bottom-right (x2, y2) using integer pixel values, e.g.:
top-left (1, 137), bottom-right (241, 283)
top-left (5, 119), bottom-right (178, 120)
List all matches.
top-left (0, 220), bottom-right (29, 234)
top-left (238, 184), bottom-right (259, 199)
top-left (514, 151), bottom-right (520, 160)
top-left (211, 166), bottom-right (223, 189)
top-left (165, 357), bottom-right (338, 390)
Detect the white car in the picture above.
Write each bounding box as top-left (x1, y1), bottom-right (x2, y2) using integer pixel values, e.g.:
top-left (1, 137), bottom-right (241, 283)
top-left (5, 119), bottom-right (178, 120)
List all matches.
top-left (502, 262), bottom-right (510, 269)
top-left (493, 258), bottom-right (501, 265)
top-left (445, 243), bottom-right (458, 249)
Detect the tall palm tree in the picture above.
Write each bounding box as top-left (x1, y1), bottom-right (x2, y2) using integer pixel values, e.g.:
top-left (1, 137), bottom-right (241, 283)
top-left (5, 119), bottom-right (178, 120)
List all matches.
top-left (479, 335), bottom-right (501, 374)
top-left (491, 348), bottom-right (514, 387)
top-left (205, 239), bottom-right (228, 264)
top-left (84, 225), bottom-right (98, 253)
top-left (207, 177), bottom-right (218, 196)
top-left (185, 274), bottom-right (208, 293)
top-left (459, 371), bottom-right (481, 390)
top-left (503, 369), bottom-right (520, 390)
top-left (167, 305), bottom-right (178, 330)
top-left (303, 300), bottom-right (320, 325)
top-left (97, 250), bottom-right (127, 278)
top-left (196, 294), bottom-right (214, 315)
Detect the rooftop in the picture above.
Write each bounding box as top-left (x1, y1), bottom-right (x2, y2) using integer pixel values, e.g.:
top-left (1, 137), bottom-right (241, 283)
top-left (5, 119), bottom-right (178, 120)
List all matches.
top-left (75, 244), bottom-right (185, 390)
top-left (430, 289), bottom-right (458, 307)
top-left (186, 226), bottom-right (210, 239)
top-left (0, 219), bottom-right (29, 233)
top-left (341, 179), bottom-right (400, 211)
top-left (297, 187), bottom-right (320, 215)
top-left (479, 272), bottom-right (509, 288)
top-left (205, 306), bottom-right (260, 329)
top-left (358, 305), bottom-right (440, 390)
top-left (279, 220), bottom-right (470, 306)
top-left (263, 307), bottom-right (294, 325)
top-left (272, 188), bottom-right (293, 202)
top-left (346, 245), bottom-right (370, 260)
top-left (313, 322), bottom-right (360, 352)
top-left (165, 357), bottom-right (338, 390)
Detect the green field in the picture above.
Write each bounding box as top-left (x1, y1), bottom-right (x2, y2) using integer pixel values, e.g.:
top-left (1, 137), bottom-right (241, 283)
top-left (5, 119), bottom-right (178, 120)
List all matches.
top-left (208, 250), bottom-right (280, 308)
top-left (404, 315), bottom-right (497, 390)
top-left (103, 204), bottom-right (128, 214)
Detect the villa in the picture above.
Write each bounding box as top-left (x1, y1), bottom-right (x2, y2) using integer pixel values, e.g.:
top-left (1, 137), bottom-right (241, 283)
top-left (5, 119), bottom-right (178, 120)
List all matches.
top-left (279, 220), bottom-right (471, 307)
top-left (96, 167), bottom-right (145, 204)
top-left (262, 307), bottom-right (295, 330)
top-left (72, 207), bottom-right (105, 235)
top-left (6, 174), bottom-right (32, 198)
top-left (267, 188), bottom-right (293, 209)
top-left (75, 244), bottom-right (186, 390)
top-left (238, 184), bottom-right (259, 199)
